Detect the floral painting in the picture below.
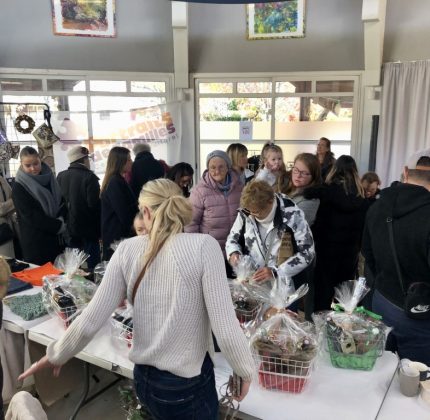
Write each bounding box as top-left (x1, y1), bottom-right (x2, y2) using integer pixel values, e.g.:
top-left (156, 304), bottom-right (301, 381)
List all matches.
top-left (51, 0), bottom-right (116, 38)
top-left (247, 1), bottom-right (305, 40)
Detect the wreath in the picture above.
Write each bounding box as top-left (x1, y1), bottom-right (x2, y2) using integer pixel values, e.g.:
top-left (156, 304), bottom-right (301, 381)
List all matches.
top-left (14, 114), bottom-right (36, 134)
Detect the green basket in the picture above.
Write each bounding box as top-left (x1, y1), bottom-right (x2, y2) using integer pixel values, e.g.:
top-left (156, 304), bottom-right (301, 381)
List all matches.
top-left (326, 327), bottom-right (384, 371)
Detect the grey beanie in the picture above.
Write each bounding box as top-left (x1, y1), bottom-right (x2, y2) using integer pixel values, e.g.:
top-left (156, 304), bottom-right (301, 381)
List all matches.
top-left (206, 150), bottom-right (232, 169)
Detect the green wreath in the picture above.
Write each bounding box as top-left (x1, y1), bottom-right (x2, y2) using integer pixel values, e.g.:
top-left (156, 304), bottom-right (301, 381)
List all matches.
top-left (14, 114), bottom-right (36, 134)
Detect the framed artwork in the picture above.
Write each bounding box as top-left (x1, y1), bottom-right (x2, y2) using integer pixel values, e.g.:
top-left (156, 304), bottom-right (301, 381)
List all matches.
top-left (51, 0), bottom-right (116, 38)
top-left (247, 1), bottom-right (305, 40)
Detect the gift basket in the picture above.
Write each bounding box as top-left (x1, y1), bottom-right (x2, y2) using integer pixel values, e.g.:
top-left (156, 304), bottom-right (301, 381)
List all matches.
top-left (249, 277), bottom-right (319, 393)
top-left (111, 303), bottom-right (133, 348)
top-left (314, 278), bottom-right (390, 371)
top-left (42, 248), bottom-right (97, 328)
top-left (229, 255), bottom-right (261, 326)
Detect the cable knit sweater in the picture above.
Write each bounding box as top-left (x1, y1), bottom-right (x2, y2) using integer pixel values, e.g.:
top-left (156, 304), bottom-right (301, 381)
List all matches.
top-left (47, 233), bottom-right (254, 381)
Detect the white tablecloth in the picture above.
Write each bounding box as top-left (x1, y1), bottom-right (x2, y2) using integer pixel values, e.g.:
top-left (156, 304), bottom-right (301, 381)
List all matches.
top-left (214, 351), bottom-right (399, 420)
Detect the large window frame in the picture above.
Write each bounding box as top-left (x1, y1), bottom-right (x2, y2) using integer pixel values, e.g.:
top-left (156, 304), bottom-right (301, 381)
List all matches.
top-left (194, 71), bottom-right (362, 177)
top-left (0, 68), bottom-right (174, 176)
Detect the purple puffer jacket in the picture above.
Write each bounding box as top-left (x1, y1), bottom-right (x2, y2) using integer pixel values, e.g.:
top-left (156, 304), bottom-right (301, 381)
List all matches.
top-left (185, 170), bottom-right (243, 256)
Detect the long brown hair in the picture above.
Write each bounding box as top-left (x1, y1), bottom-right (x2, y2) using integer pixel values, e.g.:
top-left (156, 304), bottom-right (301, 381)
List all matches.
top-left (285, 153), bottom-right (322, 196)
top-left (100, 146), bottom-right (130, 193)
top-left (326, 155), bottom-right (364, 197)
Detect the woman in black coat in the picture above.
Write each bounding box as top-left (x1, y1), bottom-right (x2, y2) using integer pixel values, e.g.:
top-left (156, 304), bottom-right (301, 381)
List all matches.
top-left (12, 147), bottom-right (67, 265)
top-left (100, 147), bottom-right (137, 260)
top-left (304, 155), bottom-right (370, 311)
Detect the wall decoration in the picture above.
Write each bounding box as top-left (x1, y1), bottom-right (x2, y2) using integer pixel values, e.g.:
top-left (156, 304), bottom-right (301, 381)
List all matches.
top-left (51, 0), bottom-right (116, 38)
top-left (247, 1), bottom-right (305, 40)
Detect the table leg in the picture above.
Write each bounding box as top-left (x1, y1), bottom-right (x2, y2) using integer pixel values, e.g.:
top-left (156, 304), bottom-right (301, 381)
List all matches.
top-left (69, 362), bottom-right (90, 420)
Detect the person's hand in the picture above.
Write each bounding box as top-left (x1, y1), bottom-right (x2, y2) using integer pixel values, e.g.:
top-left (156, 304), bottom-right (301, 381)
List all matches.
top-left (18, 356), bottom-right (62, 381)
top-left (252, 267), bottom-right (274, 283)
top-left (235, 380), bottom-right (251, 402)
top-left (229, 252), bottom-right (241, 267)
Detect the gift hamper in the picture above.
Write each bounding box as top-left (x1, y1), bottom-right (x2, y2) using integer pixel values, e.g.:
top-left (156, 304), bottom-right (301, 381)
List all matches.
top-left (229, 255), bottom-right (261, 326)
top-left (314, 278), bottom-right (390, 371)
top-left (111, 303), bottom-right (133, 348)
top-left (42, 248), bottom-right (97, 328)
top-left (248, 278), bottom-right (319, 393)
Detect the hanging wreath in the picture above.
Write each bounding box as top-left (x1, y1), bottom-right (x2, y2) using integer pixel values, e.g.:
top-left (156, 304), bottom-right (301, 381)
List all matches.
top-left (14, 114), bottom-right (36, 134)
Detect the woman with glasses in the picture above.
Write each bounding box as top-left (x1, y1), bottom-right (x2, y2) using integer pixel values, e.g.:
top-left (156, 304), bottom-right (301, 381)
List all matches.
top-left (226, 180), bottom-right (314, 286)
top-left (304, 155), bottom-right (370, 311)
top-left (186, 150), bottom-right (243, 277)
top-left (285, 153), bottom-right (322, 226)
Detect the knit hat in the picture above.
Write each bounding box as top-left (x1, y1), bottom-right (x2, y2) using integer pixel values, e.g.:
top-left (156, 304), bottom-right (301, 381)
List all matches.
top-left (67, 146), bottom-right (91, 163)
top-left (206, 150), bottom-right (232, 169)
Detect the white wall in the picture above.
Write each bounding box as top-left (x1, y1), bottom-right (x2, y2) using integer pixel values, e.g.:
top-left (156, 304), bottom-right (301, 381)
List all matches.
top-left (0, 0), bottom-right (174, 72)
top-left (188, 0), bottom-right (364, 72)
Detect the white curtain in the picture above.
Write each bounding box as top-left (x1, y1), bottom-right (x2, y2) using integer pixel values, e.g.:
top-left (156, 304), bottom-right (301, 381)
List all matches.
top-left (376, 61), bottom-right (430, 186)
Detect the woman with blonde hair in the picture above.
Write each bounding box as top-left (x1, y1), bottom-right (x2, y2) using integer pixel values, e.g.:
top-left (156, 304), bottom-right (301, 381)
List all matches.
top-left (226, 143), bottom-right (254, 184)
top-left (100, 146), bottom-right (137, 260)
top-left (19, 179), bottom-right (254, 420)
top-left (304, 155), bottom-right (370, 310)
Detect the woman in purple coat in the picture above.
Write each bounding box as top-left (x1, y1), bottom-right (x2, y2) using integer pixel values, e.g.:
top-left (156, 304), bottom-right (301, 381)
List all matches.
top-left (186, 150), bottom-right (243, 277)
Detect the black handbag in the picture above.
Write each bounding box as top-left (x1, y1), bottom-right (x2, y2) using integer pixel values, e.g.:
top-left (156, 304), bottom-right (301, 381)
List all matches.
top-left (0, 222), bottom-right (13, 245)
top-left (387, 216), bottom-right (430, 320)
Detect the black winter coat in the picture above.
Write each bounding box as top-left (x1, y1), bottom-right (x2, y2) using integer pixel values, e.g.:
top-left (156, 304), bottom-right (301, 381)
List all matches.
top-left (12, 183), bottom-right (67, 265)
top-left (362, 183), bottom-right (430, 308)
top-left (130, 151), bottom-right (164, 197)
top-left (101, 174), bottom-right (137, 260)
top-left (57, 163), bottom-right (101, 241)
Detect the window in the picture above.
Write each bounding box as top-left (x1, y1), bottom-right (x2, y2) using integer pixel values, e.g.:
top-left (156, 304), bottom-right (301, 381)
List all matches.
top-left (196, 75), bottom-right (359, 174)
top-left (0, 71), bottom-right (172, 177)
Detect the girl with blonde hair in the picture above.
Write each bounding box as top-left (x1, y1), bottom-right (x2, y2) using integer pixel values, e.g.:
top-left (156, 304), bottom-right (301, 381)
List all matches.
top-left (20, 179), bottom-right (254, 420)
top-left (255, 143), bottom-right (288, 193)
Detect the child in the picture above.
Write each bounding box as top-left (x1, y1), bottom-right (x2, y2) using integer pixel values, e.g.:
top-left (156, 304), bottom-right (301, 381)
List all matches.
top-left (133, 212), bottom-right (147, 236)
top-left (255, 143), bottom-right (288, 193)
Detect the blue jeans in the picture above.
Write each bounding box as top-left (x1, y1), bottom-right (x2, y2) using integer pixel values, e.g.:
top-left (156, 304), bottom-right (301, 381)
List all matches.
top-left (133, 354), bottom-right (218, 420)
top-left (373, 290), bottom-right (430, 365)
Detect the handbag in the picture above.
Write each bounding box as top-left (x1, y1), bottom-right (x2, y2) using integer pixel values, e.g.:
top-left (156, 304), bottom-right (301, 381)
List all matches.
top-left (32, 123), bottom-right (60, 148)
top-left (387, 216), bottom-right (430, 320)
top-left (0, 222), bottom-right (14, 245)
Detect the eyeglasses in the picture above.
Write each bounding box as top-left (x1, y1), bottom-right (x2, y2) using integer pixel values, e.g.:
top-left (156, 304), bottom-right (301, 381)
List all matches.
top-left (209, 165), bottom-right (227, 173)
top-left (292, 167), bottom-right (311, 177)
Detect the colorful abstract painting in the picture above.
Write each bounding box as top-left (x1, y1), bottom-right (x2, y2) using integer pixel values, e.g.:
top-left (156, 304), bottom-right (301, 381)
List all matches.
top-left (51, 0), bottom-right (116, 37)
top-left (247, 1), bottom-right (305, 40)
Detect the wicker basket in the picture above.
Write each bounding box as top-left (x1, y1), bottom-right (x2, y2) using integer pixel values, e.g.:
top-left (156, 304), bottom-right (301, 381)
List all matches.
top-left (325, 326), bottom-right (384, 371)
top-left (251, 348), bottom-right (315, 393)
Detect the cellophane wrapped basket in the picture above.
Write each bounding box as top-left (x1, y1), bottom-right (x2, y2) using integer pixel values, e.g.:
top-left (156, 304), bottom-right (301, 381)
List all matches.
top-left (229, 255), bottom-right (261, 327)
top-left (42, 248), bottom-right (96, 328)
top-left (314, 278), bottom-right (390, 371)
top-left (248, 278), bottom-right (319, 393)
top-left (111, 304), bottom-right (133, 348)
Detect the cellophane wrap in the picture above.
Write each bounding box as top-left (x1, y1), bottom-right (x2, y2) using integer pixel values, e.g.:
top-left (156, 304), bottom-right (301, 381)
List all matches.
top-left (111, 302), bottom-right (134, 347)
top-left (313, 278), bottom-right (391, 370)
top-left (54, 248), bottom-right (89, 279)
top-left (94, 261), bottom-right (108, 285)
top-left (42, 274), bottom-right (97, 328)
top-left (233, 254), bottom-right (257, 283)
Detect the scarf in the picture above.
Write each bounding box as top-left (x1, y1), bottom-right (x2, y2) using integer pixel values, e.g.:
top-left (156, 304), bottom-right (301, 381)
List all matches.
top-left (217, 173), bottom-right (232, 197)
top-left (15, 163), bottom-right (63, 218)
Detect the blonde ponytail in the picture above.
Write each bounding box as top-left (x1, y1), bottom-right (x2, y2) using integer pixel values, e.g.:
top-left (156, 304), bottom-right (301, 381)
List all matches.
top-left (138, 179), bottom-right (192, 276)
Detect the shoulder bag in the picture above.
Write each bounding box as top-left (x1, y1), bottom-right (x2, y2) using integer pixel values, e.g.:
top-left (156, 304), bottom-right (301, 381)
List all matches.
top-left (387, 216), bottom-right (430, 320)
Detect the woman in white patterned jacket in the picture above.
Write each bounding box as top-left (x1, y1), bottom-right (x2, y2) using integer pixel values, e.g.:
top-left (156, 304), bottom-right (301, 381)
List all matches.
top-left (226, 180), bottom-right (315, 284)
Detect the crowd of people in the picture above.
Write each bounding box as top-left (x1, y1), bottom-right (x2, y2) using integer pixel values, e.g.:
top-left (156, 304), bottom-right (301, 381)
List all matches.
top-left (2, 137), bottom-right (430, 419)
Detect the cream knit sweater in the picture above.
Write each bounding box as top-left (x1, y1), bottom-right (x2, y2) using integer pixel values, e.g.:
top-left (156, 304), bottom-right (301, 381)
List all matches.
top-left (47, 233), bottom-right (255, 381)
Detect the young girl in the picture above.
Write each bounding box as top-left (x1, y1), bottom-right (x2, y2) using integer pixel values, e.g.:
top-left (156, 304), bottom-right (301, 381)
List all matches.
top-left (133, 212), bottom-right (147, 236)
top-left (255, 143), bottom-right (288, 193)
